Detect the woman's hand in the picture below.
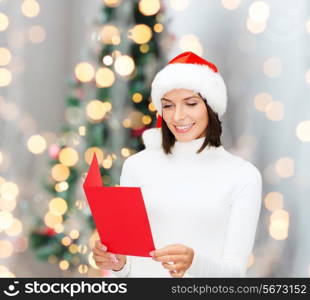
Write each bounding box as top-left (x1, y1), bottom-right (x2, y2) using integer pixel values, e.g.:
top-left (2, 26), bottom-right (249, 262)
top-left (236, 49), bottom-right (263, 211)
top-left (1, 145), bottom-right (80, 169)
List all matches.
top-left (92, 240), bottom-right (126, 271)
top-left (150, 244), bottom-right (194, 278)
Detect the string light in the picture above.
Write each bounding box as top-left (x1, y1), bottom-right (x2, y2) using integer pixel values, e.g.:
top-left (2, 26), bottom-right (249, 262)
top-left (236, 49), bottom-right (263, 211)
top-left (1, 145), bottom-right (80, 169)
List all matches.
top-left (69, 229), bottom-right (80, 240)
top-left (86, 100), bottom-right (106, 121)
top-left (221, 0), bottom-right (242, 10)
top-left (0, 48), bottom-right (11, 66)
top-left (4, 218), bottom-right (23, 236)
top-left (103, 0), bottom-right (122, 8)
top-left (264, 192), bottom-right (284, 212)
top-left (51, 164), bottom-right (70, 182)
top-left (74, 62), bottom-right (95, 83)
top-left (95, 67), bottom-right (115, 87)
top-left (169, 0), bottom-right (189, 11)
top-left (275, 157), bottom-right (294, 178)
top-left (179, 35), bottom-right (203, 56)
top-left (27, 135), bottom-right (47, 154)
top-left (114, 55), bottom-right (135, 76)
top-left (21, 0), bottom-right (40, 18)
top-left (0, 13), bottom-right (9, 31)
top-left (84, 147), bottom-right (104, 165)
top-left (59, 147), bottom-right (79, 167)
top-left (296, 121), bottom-right (310, 142)
top-left (265, 101), bottom-right (284, 121)
top-left (138, 0), bottom-right (161, 16)
top-left (153, 23), bottom-right (163, 33)
top-left (132, 93), bottom-right (143, 103)
top-left (0, 182), bottom-right (19, 201)
top-left (49, 197), bottom-right (68, 216)
top-left (253, 93), bottom-right (272, 112)
top-left (0, 211), bottom-right (14, 230)
top-left (44, 212), bottom-right (63, 229)
top-left (0, 240), bottom-right (13, 258)
top-left (100, 25), bottom-right (120, 45)
top-left (59, 260), bottom-right (69, 270)
top-left (248, 1), bottom-right (270, 22)
top-left (128, 24), bottom-right (152, 44)
top-left (0, 68), bottom-right (12, 87)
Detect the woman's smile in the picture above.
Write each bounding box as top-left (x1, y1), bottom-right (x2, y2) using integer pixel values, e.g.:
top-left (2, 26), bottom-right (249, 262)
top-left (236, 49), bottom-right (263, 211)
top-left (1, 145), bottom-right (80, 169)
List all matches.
top-left (174, 123), bottom-right (195, 133)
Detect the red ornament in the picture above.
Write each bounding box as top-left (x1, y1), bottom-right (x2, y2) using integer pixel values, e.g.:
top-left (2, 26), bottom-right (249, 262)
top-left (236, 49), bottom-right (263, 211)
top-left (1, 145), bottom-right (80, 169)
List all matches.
top-left (42, 227), bottom-right (57, 237)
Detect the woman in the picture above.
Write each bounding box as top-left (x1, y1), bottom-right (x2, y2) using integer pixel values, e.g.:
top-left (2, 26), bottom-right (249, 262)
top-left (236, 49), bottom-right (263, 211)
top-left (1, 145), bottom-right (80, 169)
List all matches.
top-left (92, 51), bottom-right (262, 278)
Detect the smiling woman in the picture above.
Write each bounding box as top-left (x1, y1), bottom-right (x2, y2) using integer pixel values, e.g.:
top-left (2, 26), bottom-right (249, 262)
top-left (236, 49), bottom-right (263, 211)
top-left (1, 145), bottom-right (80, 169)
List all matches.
top-left (92, 51), bottom-right (262, 278)
top-left (160, 89), bottom-right (222, 154)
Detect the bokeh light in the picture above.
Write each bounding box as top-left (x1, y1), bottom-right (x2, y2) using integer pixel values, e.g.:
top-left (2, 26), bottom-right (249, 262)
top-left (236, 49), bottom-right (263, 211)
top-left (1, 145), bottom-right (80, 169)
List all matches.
top-left (59, 147), bottom-right (79, 167)
top-left (95, 67), bottom-right (115, 87)
top-left (44, 211), bottom-right (63, 229)
top-left (0, 240), bottom-right (13, 258)
top-left (21, 0), bottom-right (40, 18)
top-left (0, 68), bottom-right (12, 87)
top-left (128, 24), bottom-right (152, 44)
top-left (253, 92), bottom-right (272, 112)
top-left (179, 34), bottom-right (203, 56)
top-left (296, 121), bottom-right (310, 142)
top-left (100, 25), bottom-right (120, 45)
top-left (114, 55), bottom-right (135, 76)
top-left (103, 0), bottom-right (122, 8)
top-left (138, 0), bottom-right (161, 16)
top-left (49, 197), bottom-right (68, 216)
top-left (75, 62), bottom-right (95, 83)
top-left (0, 48), bottom-right (12, 66)
top-left (0, 13), bottom-right (9, 31)
top-left (27, 135), bottom-right (47, 154)
top-left (86, 100), bottom-right (106, 121)
top-left (248, 1), bottom-right (270, 22)
top-left (84, 147), bottom-right (104, 165)
top-left (222, 0), bottom-right (242, 10)
top-left (0, 182), bottom-right (19, 201)
top-left (265, 101), bottom-right (284, 121)
top-left (264, 192), bottom-right (284, 212)
top-left (169, 0), bottom-right (189, 11)
top-left (51, 164), bottom-right (70, 181)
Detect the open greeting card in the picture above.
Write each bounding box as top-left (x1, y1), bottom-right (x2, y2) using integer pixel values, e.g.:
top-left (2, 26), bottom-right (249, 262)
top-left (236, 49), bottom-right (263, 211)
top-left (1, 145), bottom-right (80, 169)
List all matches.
top-left (83, 154), bottom-right (155, 257)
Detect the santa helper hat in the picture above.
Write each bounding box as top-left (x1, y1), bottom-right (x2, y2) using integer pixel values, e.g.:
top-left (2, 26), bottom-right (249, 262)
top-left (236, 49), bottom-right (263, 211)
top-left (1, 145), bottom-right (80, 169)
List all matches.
top-left (142, 51), bottom-right (227, 149)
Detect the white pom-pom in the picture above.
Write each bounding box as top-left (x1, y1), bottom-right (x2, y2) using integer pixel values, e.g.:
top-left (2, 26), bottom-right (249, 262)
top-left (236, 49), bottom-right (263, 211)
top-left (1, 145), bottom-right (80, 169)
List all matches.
top-left (141, 128), bottom-right (162, 149)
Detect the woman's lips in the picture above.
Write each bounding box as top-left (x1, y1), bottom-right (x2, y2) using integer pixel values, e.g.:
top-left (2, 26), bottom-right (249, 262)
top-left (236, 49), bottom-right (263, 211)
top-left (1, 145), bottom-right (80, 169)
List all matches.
top-left (174, 123), bottom-right (195, 133)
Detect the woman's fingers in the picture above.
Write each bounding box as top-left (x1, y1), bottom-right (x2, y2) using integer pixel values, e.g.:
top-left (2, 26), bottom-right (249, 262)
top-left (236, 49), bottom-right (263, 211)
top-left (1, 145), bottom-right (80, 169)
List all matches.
top-left (169, 270), bottom-right (185, 278)
top-left (153, 254), bottom-right (181, 263)
top-left (162, 262), bottom-right (182, 272)
top-left (95, 240), bottom-right (107, 251)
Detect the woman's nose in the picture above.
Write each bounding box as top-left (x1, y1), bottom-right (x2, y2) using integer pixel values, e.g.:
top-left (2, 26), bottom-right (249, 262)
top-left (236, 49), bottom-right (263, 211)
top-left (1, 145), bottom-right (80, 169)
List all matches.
top-left (173, 106), bottom-right (186, 122)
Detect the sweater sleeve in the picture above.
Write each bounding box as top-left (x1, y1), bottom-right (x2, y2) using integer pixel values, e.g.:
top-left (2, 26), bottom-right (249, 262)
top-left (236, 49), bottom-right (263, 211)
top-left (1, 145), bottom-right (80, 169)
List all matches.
top-left (110, 157), bottom-right (135, 278)
top-left (186, 162), bottom-right (262, 277)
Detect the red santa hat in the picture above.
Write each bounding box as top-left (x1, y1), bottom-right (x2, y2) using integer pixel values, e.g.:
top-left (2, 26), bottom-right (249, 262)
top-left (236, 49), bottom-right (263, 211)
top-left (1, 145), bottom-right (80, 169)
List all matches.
top-left (142, 51), bottom-right (227, 149)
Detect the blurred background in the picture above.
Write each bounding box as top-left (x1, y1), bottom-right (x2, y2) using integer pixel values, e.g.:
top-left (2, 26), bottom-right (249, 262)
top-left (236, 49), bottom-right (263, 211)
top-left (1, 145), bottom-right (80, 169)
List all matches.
top-left (0, 0), bottom-right (310, 277)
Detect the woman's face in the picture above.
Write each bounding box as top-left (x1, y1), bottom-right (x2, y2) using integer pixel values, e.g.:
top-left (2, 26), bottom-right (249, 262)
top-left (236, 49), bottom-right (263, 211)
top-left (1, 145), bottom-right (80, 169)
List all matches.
top-left (161, 89), bottom-right (208, 142)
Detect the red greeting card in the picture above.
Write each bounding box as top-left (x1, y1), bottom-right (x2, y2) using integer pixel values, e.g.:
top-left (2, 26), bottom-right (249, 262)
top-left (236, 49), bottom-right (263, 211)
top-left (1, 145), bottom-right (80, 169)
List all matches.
top-left (83, 154), bottom-right (155, 257)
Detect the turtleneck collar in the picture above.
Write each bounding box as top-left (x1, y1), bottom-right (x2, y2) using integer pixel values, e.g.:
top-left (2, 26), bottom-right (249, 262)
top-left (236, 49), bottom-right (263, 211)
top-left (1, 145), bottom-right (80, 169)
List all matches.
top-left (172, 136), bottom-right (222, 156)
top-left (141, 128), bottom-right (223, 157)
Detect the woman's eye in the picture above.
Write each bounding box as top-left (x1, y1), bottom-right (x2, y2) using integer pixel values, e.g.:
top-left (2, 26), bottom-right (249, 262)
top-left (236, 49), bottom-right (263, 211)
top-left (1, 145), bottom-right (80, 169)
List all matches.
top-left (187, 103), bottom-right (197, 106)
top-left (163, 105), bottom-right (172, 108)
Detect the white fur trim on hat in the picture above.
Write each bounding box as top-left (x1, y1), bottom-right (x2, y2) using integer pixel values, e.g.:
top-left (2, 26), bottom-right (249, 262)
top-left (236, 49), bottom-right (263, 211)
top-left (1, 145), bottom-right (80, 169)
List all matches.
top-left (141, 128), bottom-right (162, 149)
top-left (151, 63), bottom-right (227, 118)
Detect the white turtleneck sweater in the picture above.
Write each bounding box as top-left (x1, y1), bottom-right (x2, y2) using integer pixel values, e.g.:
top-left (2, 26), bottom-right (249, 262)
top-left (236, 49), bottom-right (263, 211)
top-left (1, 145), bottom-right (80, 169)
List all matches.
top-left (110, 128), bottom-right (262, 278)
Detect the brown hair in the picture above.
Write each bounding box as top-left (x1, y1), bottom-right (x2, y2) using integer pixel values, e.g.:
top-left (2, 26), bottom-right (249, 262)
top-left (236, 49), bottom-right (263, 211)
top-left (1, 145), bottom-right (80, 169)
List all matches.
top-left (161, 93), bottom-right (222, 155)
